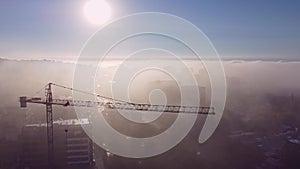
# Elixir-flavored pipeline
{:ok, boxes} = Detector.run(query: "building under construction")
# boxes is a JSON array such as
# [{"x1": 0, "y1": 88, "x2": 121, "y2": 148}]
[{"x1": 20, "y1": 119, "x2": 95, "y2": 169}]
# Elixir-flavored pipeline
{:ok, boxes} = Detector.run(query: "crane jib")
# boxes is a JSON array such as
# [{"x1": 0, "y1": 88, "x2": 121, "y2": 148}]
[{"x1": 20, "y1": 96, "x2": 214, "y2": 114}]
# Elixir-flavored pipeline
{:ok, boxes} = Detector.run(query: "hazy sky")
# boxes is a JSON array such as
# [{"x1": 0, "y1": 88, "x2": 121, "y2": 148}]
[{"x1": 0, "y1": 0, "x2": 299, "y2": 61}]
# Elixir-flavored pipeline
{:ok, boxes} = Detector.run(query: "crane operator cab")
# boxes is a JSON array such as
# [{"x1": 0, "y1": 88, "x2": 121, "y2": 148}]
[{"x1": 20, "y1": 96, "x2": 27, "y2": 108}]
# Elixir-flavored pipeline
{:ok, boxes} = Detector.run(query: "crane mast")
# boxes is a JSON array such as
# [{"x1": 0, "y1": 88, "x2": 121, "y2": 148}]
[
  {"x1": 45, "y1": 83, "x2": 54, "y2": 169},
  {"x1": 20, "y1": 82, "x2": 214, "y2": 168}
]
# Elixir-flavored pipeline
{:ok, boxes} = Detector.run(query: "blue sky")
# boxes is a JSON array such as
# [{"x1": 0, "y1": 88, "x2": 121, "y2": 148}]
[{"x1": 0, "y1": 0, "x2": 299, "y2": 61}]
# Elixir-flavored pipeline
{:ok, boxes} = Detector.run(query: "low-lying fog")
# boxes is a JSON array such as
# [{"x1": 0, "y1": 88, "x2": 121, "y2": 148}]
[
  {"x1": 1, "y1": 57, "x2": 299, "y2": 131},
  {"x1": 1, "y1": 58, "x2": 299, "y2": 106},
  {"x1": 1, "y1": 58, "x2": 300, "y2": 169}
]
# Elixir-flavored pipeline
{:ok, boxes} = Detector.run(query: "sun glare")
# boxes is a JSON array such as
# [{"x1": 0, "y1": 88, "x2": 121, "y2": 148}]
[{"x1": 84, "y1": 0, "x2": 112, "y2": 25}]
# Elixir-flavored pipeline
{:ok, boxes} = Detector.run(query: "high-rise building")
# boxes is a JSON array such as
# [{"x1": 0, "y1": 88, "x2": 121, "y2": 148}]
[{"x1": 21, "y1": 119, "x2": 95, "y2": 169}]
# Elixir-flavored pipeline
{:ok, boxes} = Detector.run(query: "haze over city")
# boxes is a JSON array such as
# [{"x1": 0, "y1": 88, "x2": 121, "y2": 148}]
[{"x1": 0, "y1": 0, "x2": 299, "y2": 169}]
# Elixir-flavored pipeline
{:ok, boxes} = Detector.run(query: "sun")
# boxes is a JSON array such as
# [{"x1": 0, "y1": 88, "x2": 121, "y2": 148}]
[{"x1": 84, "y1": 0, "x2": 112, "y2": 25}]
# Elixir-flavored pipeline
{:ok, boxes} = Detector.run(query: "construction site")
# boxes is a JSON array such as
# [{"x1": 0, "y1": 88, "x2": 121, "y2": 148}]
[{"x1": 18, "y1": 82, "x2": 213, "y2": 169}]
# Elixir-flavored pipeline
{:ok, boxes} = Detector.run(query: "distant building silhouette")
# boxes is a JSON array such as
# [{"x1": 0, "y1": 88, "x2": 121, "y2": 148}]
[{"x1": 146, "y1": 80, "x2": 207, "y2": 106}]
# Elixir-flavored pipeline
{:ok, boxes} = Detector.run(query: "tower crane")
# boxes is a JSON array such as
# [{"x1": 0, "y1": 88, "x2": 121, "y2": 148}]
[{"x1": 19, "y1": 82, "x2": 214, "y2": 168}]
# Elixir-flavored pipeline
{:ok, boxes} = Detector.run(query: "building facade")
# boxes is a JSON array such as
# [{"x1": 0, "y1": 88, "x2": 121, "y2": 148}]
[{"x1": 21, "y1": 119, "x2": 95, "y2": 169}]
